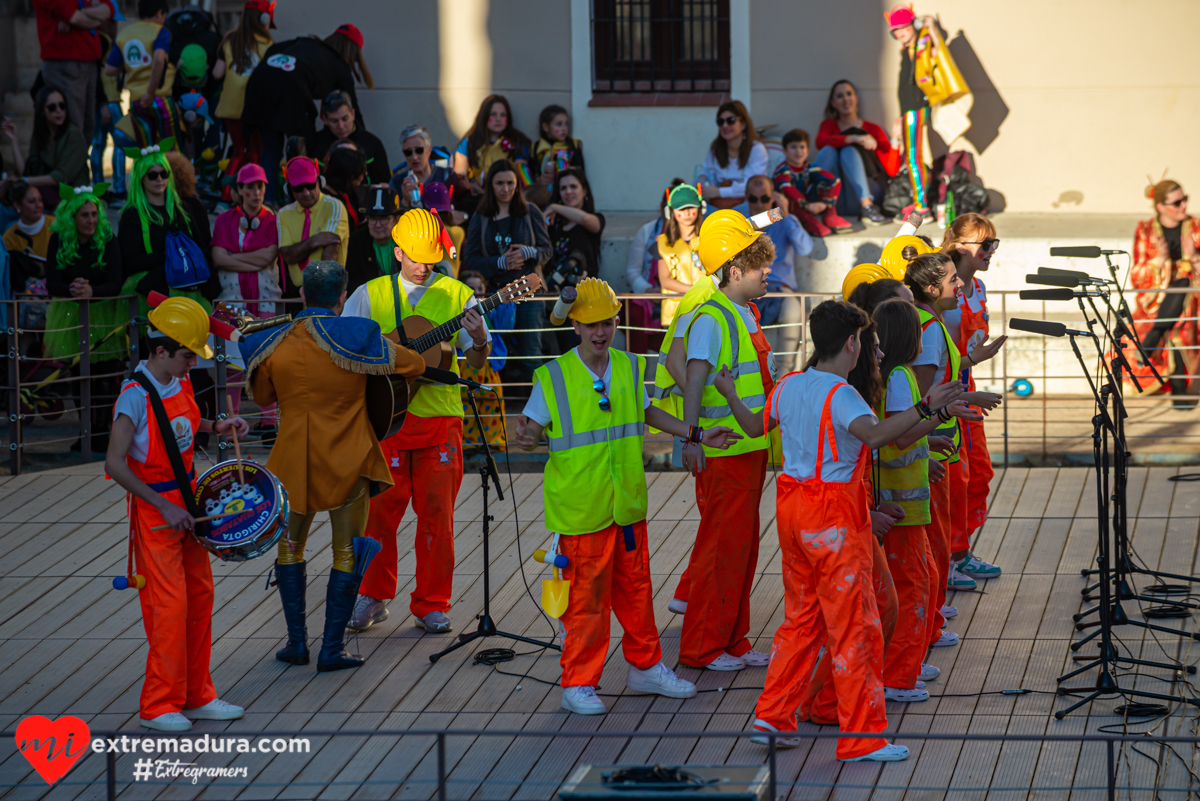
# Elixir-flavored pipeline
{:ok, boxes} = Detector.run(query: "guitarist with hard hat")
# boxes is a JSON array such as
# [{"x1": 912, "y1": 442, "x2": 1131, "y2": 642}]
[{"x1": 341, "y1": 207, "x2": 490, "y2": 634}]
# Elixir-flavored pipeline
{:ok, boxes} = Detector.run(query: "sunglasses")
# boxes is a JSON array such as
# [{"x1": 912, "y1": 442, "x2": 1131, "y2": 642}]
[
  {"x1": 717, "y1": 115, "x2": 740, "y2": 126},
  {"x1": 592, "y1": 379, "x2": 610, "y2": 412},
  {"x1": 292, "y1": 182, "x2": 317, "y2": 192},
  {"x1": 963, "y1": 238, "x2": 1000, "y2": 253},
  {"x1": 44, "y1": 102, "x2": 66, "y2": 113},
  {"x1": 746, "y1": 194, "x2": 772, "y2": 204},
  {"x1": 145, "y1": 169, "x2": 169, "y2": 181},
  {"x1": 403, "y1": 147, "x2": 425, "y2": 157},
  {"x1": 1165, "y1": 195, "x2": 1189, "y2": 208}
]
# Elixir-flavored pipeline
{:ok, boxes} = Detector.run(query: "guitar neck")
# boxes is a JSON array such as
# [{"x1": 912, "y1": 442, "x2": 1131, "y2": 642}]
[{"x1": 407, "y1": 292, "x2": 505, "y2": 353}]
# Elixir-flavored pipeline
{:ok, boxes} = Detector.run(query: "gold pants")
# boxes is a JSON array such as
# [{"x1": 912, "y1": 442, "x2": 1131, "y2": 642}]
[{"x1": 276, "y1": 477, "x2": 370, "y2": 572}]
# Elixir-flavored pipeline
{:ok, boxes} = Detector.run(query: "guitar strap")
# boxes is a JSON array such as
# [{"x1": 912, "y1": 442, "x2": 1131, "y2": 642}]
[{"x1": 390, "y1": 273, "x2": 411, "y2": 346}]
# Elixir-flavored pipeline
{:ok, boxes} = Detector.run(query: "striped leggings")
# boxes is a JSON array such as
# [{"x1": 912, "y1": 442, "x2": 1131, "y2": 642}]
[{"x1": 903, "y1": 107, "x2": 929, "y2": 210}]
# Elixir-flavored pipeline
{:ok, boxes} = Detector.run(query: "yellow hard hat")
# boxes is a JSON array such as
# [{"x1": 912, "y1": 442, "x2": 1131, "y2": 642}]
[
  {"x1": 569, "y1": 278, "x2": 621, "y2": 324},
  {"x1": 391, "y1": 208, "x2": 449, "y2": 264},
  {"x1": 842, "y1": 262, "x2": 893, "y2": 301},
  {"x1": 696, "y1": 209, "x2": 761, "y2": 275},
  {"x1": 880, "y1": 235, "x2": 932, "y2": 279},
  {"x1": 147, "y1": 296, "x2": 214, "y2": 358}
]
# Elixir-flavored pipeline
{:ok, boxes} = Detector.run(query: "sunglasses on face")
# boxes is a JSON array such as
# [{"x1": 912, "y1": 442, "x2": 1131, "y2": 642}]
[
  {"x1": 746, "y1": 194, "x2": 772, "y2": 204},
  {"x1": 403, "y1": 147, "x2": 426, "y2": 157},
  {"x1": 592, "y1": 379, "x2": 611, "y2": 412},
  {"x1": 1165, "y1": 196, "x2": 1189, "y2": 208},
  {"x1": 717, "y1": 115, "x2": 739, "y2": 126},
  {"x1": 963, "y1": 238, "x2": 1000, "y2": 253},
  {"x1": 292, "y1": 182, "x2": 317, "y2": 193},
  {"x1": 145, "y1": 169, "x2": 169, "y2": 181},
  {"x1": 44, "y1": 102, "x2": 66, "y2": 113}
]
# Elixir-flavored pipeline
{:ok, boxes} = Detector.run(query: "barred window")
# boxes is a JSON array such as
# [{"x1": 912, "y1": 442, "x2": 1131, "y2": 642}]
[{"x1": 592, "y1": 0, "x2": 730, "y2": 94}]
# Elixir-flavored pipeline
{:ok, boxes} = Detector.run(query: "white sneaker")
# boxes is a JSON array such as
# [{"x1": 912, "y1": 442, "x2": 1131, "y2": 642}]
[
  {"x1": 919, "y1": 663, "x2": 941, "y2": 681},
  {"x1": 947, "y1": 566, "x2": 977, "y2": 590},
  {"x1": 932, "y1": 630, "x2": 960, "y2": 647},
  {"x1": 884, "y1": 686, "x2": 929, "y2": 702},
  {"x1": 182, "y1": 699, "x2": 244, "y2": 720},
  {"x1": 668, "y1": 598, "x2": 687, "y2": 615},
  {"x1": 739, "y1": 649, "x2": 770, "y2": 667},
  {"x1": 915, "y1": 681, "x2": 926, "y2": 689},
  {"x1": 705, "y1": 653, "x2": 746, "y2": 671},
  {"x1": 841, "y1": 743, "x2": 910, "y2": 762},
  {"x1": 750, "y1": 719, "x2": 801, "y2": 748},
  {"x1": 139, "y1": 712, "x2": 192, "y2": 732},
  {"x1": 348, "y1": 595, "x2": 388, "y2": 631},
  {"x1": 626, "y1": 661, "x2": 696, "y2": 698},
  {"x1": 941, "y1": 605, "x2": 958, "y2": 619},
  {"x1": 561, "y1": 685, "x2": 606, "y2": 715}
]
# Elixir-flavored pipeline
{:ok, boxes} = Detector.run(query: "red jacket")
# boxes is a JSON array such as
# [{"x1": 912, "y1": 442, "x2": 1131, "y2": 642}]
[
  {"x1": 815, "y1": 118, "x2": 900, "y2": 177},
  {"x1": 34, "y1": 0, "x2": 113, "y2": 62}
]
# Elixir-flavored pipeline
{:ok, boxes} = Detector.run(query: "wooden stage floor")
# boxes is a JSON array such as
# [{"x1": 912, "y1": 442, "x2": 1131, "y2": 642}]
[{"x1": 1, "y1": 463, "x2": 1199, "y2": 799}]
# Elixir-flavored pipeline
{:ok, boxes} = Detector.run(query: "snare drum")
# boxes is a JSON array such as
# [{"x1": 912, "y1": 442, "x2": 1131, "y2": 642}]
[{"x1": 192, "y1": 459, "x2": 289, "y2": 561}]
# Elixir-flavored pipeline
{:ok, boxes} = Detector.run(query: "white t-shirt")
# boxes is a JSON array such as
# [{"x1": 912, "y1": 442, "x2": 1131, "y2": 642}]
[
  {"x1": 112, "y1": 362, "x2": 184, "y2": 464},
  {"x1": 523, "y1": 348, "x2": 651, "y2": 427},
  {"x1": 685, "y1": 300, "x2": 760, "y2": 365},
  {"x1": 342, "y1": 276, "x2": 488, "y2": 351},
  {"x1": 913, "y1": 317, "x2": 950, "y2": 389},
  {"x1": 884, "y1": 368, "x2": 918, "y2": 414},
  {"x1": 672, "y1": 276, "x2": 723, "y2": 339},
  {"x1": 770, "y1": 368, "x2": 875, "y2": 483}
]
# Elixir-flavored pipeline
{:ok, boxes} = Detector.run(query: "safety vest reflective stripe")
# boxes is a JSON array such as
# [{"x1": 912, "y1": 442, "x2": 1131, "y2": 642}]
[
  {"x1": 704, "y1": 358, "x2": 762, "y2": 384},
  {"x1": 545, "y1": 356, "x2": 645, "y2": 452},
  {"x1": 879, "y1": 445, "x2": 930, "y2": 470},
  {"x1": 875, "y1": 364, "x2": 932, "y2": 524},
  {"x1": 689, "y1": 294, "x2": 769, "y2": 457},
  {"x1": 879, "y1": 487, "x2": 932, "y2": 502},
  {"x1": 917, "y1": 309, "x2": 962, "y2": 464}
]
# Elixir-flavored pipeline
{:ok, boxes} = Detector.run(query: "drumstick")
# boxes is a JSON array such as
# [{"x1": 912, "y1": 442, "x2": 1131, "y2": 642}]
[
  {"x1": 149, "y1": 502, "x2": 265, "y2": 531},
  {"x1": 225, "y1": 393, "x2": 245, "y2": 486}
]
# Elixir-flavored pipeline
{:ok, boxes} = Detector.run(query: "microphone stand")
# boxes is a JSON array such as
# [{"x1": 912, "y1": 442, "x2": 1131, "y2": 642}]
[
  {"x1": 1055, "y1": 332, "x2": 1199, "y2": 719},
  {"x1": 429, "y1": 388, "x2": 559, "y2": 663}
]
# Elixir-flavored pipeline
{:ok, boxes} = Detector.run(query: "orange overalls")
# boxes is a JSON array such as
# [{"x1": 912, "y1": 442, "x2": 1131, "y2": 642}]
[
  {"x1": 956, "y1": 277, "x2": 993, "y2": 542},
  {"x1": 360, "y1": 416, "x2": 463, "y2": 618},
  {"x1": 117, "y1": 375, "x2": 217, "y2": 721},
  {"x1": 677, "y1": 316, "x2": 774, "y2": 667},
  {"x1": 559, "y1": 520, "x2": 662, "y2": 687},
  {"x1": 755, "y1": 382, "x2": 889, "y2": 760}
]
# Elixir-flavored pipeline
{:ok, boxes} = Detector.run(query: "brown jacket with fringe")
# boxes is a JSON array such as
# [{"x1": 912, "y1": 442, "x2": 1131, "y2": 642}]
[{"x1": 249, "y1": 319, "x2": 424, "y2": 513}]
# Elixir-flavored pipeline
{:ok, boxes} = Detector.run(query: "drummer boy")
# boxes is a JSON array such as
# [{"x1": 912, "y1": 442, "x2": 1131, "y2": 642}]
[{"x1": 105, "y1": 297, "x2": 250, "y2": 732}]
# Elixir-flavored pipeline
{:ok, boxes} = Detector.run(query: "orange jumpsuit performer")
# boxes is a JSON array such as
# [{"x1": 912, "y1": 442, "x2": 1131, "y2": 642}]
[
  {"x1": 678, "y1": 210, "x2": 777, "y2": 671},
  {"x1": 719, "y1": 300, "x2": 962, "y2": 762},
  {"x1": 339, "y1": 209, "x2": 491, "y2": 635},
  {"x1": 105, "y1": 297, "x2": 250, "y2": 732},
  {"x1": 515, "y1": 278, "x2": 737, "y2": 714}
]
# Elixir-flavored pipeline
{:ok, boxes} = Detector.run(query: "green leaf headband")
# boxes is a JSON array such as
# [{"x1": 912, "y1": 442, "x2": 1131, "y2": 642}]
[
  {"x1": 122, "y1": 137, "x2": 176, "y2": 163},
  {"x1": 60, "y1": 182, "x2": 110, "y2": 201}
]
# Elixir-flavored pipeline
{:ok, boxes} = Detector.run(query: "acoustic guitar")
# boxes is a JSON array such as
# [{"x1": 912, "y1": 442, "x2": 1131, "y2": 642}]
[{"x1": 365, "y1": 273, "x2": 543, "y2": 440}]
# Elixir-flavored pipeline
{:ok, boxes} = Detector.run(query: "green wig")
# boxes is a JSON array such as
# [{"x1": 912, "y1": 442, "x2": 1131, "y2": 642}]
[
  {"x1": 125, "y1": 138, "x2": 190, "y2": 253},
  {"x1": 51, "y1": 182, "x2": 114, "y2": 271}
]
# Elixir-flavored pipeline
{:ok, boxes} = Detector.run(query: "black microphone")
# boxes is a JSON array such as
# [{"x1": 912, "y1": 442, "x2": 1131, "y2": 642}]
[
  {"x1": 1008, "y1": 318, "x2": 1093, "y2": 338},
  {"x1": 1038, "y1": 266, "x2": 1092, "y2": 280},
  {"x1": 422, "y1": 366, "x2": 491, "y2": 391},
  {"x1": 1026, "y1": 273, "x2": 1080, "y2": 288},
  {"x1": 1049, "y1": 246, "x2": 1128, "y2": 258},
  {"x1": 1019, "y1": 288, "x2": 1076, "y2": 301}
]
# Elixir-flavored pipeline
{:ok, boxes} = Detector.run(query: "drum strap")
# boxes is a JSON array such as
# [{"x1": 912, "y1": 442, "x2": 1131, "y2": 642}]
[
  {"x1": 134, "y1": 373, "x2": 202, "y2": 520},
  {"x1": 391, "y1": 274, "x2": 411, "y2": 346}
]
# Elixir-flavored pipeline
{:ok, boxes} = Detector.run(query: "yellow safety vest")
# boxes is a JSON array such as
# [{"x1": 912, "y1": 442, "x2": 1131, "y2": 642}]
[
  {"x1": 686, "y1": 292, "x2": 768, "y2": 457},
  {"x1": 650, "y1": 276, "x2": 716, "y2": 419},
  {"x1": 918, "y1": 308, "x2": 961, "y2": 464},
  {"x1": 365, "y1": 272, "x2": 475, "y2": 419},
  {"x1": 656, "y1": 233, "x2": 704, "y2": 328},
  {"x1": 875, "y1": 365, "x2": 931, "y2": 524},
  {"x1": 537, "y1": 349, "x2": 648, "y2": 535}
]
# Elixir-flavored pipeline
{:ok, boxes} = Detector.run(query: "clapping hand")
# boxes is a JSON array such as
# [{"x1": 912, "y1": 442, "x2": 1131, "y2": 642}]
[
  {"x1": 928, "y1": 435, "x2": 956, "y2": 455},
  {"x1": 928, "y1": 380, "x2": 963, "y2": 409},
  {"x1": 700, "y1": 426, "x2": 743, "y2": 450},
  {"x1": 969, "y1": 335, "x2": 1008, "y2": 366},
  {"x1": 947, "y1": 399, "x2": 984, "y2": 421},
  {"x1": 504, "y1": 244, "x2": 525, "y2": 270}
]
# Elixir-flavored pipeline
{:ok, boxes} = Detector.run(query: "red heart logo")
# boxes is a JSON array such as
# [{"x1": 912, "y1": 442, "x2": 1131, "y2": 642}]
[{"x1": 15, "y1": 716, "x2": 91, "y2": 785}]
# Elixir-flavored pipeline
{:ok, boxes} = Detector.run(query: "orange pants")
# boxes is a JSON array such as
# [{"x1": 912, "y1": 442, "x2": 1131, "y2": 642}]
[
  {"x1": 755, "y1": 475, "x2": 888, "y2": 760},
  {"x1": 132, "y1": 497, "x2": 217, "y2": 720},
  {"x1": 949, "y1": 455, "x2": 971, "y2": 554},
  {"x1": 881, "y1": 524, "x2": 934, "y2": 689},
  {"x1": 360, "y1": 426, "x2": 463, "y2": 617},
  {"x1": 671, "y1": 481, "x2": 704, "y2": 603},
  {"x1": 679, "y1": 450, "x2": 767, "y2": 667},
  {"x1": 799, "y1": 532, "x2": 898, "y2": 725},
  {"x1": 559, "y1": 520, "x2": 662, "y2": 687},
  {"x1": 962, "y1": 418, "x2": 992, "y2": 539},
  {"x1": 927, "y1": 471, "x2": 951, "y2": 646}
]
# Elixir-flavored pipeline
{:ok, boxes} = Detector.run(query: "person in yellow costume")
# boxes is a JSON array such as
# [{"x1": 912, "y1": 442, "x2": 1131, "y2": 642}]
[
  {"x1": 656, "y1": 184, "x2": 705, "y2": 328},
  {"x1": 340, "y1": 208, "x2": 490, "y2": 635},
  {"x1": 514, "y1": 277, "x2": 740, "y2": 715}
]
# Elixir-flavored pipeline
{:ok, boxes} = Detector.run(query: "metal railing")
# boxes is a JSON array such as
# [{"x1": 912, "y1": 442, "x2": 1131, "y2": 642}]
[
  {"x1": 4, "y1": 726, "x2": 1198, "y2": 799},
  {"x1": 3, "y1": 287, "x2": 1199, "y2": 475}
]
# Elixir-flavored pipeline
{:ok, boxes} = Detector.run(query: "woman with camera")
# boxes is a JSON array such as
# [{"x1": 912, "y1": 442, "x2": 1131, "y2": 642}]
[{"x1": 543, "y1": 167, "x2": 604, "y2": 351}]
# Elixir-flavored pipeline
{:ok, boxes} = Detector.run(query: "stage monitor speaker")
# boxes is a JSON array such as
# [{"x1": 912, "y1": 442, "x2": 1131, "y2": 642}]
[{"x1": 558, "y1": 764, "x2": 770, "y2": 801}]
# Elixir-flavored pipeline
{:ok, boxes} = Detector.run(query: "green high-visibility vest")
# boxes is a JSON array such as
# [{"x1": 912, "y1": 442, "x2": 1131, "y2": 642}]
[
  {"x1": 536, "y1": 349, "x2": 648, "y2": 535},
  {"x1": 651, "y1": 276, "x2": 717, "y2": 418},
  {"x1": 875, "y1": 365, "x2": 931, "y2": 524},
  {"x1": 685, "y1": 292, "x2": 768, "y2": 457},
  {"x1": 365, "y1": 272, "x2": 475, "y2": 419},
  {"x1": 917, "y1": 308, "x2": 961, "y2": 464}
]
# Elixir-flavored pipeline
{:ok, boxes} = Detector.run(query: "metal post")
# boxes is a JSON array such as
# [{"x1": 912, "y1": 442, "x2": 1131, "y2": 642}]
[
  {"x1": 1001, "y1": 291, "x2": 1008, "y2": 468},
  {"x1": 214, "y1": 337, "x2": 228, "y2": 457},
  {"x1": 436, "y1": 732, "x2": 447, "y2": 801},
  {"x1": 79, "y1": 300, "x2": 91, "y2": 462},
  {"x1": 1106, "y1": 738, "x2": 1115, "y2": 801},
  {"x1": 7, "y1": 298, "x2": 19, "y2": 475},
  {"x1": 767, "y1": 734, "x2": 777, "y2": 801},
  {"x1": 107, "y1": 750, "x2": 116, "y2": 801},
  {"x1": 127, "y1": 295, "x2": 139, "y2": 373}
]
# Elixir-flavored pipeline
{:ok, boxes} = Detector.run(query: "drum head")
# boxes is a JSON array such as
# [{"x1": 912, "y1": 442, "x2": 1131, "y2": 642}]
[{"x1": 194, "y1": 460, "x2": 285, "y2": 559}]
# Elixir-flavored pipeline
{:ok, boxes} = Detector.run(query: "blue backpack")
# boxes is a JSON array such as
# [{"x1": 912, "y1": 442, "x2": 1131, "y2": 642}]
[{"x1": 164, "y1": 230, "x2": 210, "y2": 289}]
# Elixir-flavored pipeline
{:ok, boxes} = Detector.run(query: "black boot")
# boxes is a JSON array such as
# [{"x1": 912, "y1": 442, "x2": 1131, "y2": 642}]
[
  {"x1": 274, "y1": 562, "x2": 310, "y2": 665},
  {"x1": 1170, "y1": 378, "x2": 1198, "y2": 409},
  {"x1": 317, "y1": 569, "x2": 365, "y2": 672}
]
